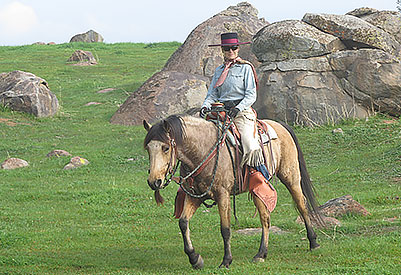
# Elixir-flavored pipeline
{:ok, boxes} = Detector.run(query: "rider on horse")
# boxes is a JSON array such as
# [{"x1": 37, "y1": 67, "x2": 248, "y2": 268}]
[{"x1": 200, "y1": 32, "x2": 270, "y2": 181}]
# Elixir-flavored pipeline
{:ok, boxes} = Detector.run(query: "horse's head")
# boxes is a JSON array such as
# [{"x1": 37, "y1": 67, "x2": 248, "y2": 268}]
[{"x1": 143, "y1": 116, "x2": 185, "y2": 198}]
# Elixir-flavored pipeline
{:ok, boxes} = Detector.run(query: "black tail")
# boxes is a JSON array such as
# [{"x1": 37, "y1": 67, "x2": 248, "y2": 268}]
[{"x1": 279, "y1": 122, "x2": 321, "y2": 216}]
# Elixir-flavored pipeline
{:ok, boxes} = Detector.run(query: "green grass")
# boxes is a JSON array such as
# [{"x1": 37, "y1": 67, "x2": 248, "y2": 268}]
[{"x1": 0, "y1": 43, "x2": 400, "y2": 274}]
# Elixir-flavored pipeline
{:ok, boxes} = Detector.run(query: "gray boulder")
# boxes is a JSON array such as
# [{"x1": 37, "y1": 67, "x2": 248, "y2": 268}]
[
  {"x1": 253, "y1": 8, "x2": 401, "y2": 125},
  {"x1": 67, "y1": 50, "x2": 97, "y2": 65},
  {"x1": 254, "y1": 56, "x2": 370, "y2": 126},
  {"x1": 165, "y1": 2, "x2": 267, "y2": 77},
  {"x1": 328, "y1": 49, "x2": 401, "y2": 116},
  {"x1": 111, "y1": 2, "x2": 267, "y2": 125},
  {"x1": 0, "y1": 71, "x2": 59, "y2": 117},
  {"x1": 70, "y1": 30, "x2": 104, "y2": 43},
  {"x1": 302, "y1": 13, "x2": 401, "y2": 57},
  {"x1": 110, "y1": 71, "x2": 209, "y2": 125},
  {"x1": 252, "y1": 20, "x2": 345, "y2": 63}
]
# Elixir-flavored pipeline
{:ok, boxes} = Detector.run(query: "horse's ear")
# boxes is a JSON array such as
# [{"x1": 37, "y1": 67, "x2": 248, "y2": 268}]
[
  {"x1": 143, "y1": 120, "x2": 152, "y2": 132},
  {"x1": 163, "y1": 119, "x2": 170, "y2": 133}
]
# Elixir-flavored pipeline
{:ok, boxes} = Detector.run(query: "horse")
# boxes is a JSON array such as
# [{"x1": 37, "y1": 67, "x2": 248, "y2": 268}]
[{"x1": 143, "y1": 114, "x2": 321, "y2": 269}]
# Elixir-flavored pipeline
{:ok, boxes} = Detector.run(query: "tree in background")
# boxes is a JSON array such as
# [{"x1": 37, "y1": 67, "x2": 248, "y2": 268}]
[{"x1": 398, "y1": 0, "x2": 401, "y2": 12}]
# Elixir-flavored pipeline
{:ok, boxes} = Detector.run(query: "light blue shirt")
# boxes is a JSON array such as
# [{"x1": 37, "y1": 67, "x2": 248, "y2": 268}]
[{"x1": 202, "y1": 62, "x2": 257, "y2": 112}]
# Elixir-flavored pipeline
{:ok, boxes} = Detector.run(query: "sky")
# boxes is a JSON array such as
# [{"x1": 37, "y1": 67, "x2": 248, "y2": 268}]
[{"x1": 0, "y1": 0, "x2": 399, "y2": 46}]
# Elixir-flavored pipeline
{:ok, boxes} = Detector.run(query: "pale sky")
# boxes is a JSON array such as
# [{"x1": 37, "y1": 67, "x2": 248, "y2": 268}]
[{"x1": 0, "y1": 0, "x2": 399, "y2": 46}]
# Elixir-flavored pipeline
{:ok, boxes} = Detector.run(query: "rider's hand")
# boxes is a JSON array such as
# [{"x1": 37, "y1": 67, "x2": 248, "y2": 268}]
[
  {"x1": 228, "y1": 107, "x2": 240, "y2": 118},
  {"x1": 199, "y1": 107, "x2": 209, "y2": 118}
]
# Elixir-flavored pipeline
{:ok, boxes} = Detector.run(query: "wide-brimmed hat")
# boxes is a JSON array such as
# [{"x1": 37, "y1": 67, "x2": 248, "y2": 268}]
[{"x1": 208, "y1": 32, "x2": 251, "y2": 47}]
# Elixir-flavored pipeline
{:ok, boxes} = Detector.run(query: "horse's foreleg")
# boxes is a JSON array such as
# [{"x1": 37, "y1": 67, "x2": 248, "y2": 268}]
[
  {"x1": 179, "y1": 196, "x2": 203, "y2": 269},
  {"x1": 252, "y1": 194, "x2": 271, "y2": 262},
  {"x1": 217, "y1": 192, "x2": 233, "y2": 268}
]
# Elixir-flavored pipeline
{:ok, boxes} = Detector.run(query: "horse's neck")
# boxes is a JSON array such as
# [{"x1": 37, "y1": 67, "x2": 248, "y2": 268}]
[{"x1": 178, "y1": 117, "x2": 217, "y2": 168}]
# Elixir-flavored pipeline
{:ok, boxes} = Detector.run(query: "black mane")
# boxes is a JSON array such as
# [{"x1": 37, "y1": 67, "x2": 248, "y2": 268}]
[{"x1": 144, "y1": 115, "x2": 186, "y2": 148}]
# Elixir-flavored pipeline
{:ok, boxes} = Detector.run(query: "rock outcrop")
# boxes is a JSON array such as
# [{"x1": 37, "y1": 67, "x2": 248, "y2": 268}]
[
  {"x1": 0, "y1": 71, "x2": 59, "y2": 117},
  {"x1": 110, "y1": 2, "x2": 267, "y2": 125},
  {"x1": 253, "y1": 8, "x2": 401, "y2": 125},
  {"x1": 69, "y1": 30, "x2": 104, "y2": 43}
]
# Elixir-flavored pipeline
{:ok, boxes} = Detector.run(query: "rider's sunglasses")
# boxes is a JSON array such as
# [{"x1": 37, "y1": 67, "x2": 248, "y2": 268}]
[{"x1": 222, "y1": 45, "x2": 239, "y2": 52}]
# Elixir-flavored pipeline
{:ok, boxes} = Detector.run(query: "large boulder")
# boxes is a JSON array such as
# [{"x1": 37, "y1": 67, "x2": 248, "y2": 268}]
[
  {"x1": 164, "y1": 2, "x2": 267, "y2": 77},
  {"x1": 0, "y1": 71, "x2": 59, "y2": 117},
  {"x1": 110, "y1": 2, "x2": 267, "y2": 125},
  {"x1": 328, "y1": 49, "x2": 401, "y2": 116},
  {"x1": 110, "y1": 71, "x2": 209, "y2": 125},
  {"x1": 253, "y1": 8, "x2": 401, "y2": 125},
  {"x1": 69, "y1": 30, "x2": 104, "y2": 43},
  {"x1": 302, "y1": 13, "x2": 401, "y2": 57},
  {"x1": 254, "y1": 56, "x2": 370, "y2": 126},
  {"x1": 252, "y1": 20, "x2": 345, "y2": 63}
]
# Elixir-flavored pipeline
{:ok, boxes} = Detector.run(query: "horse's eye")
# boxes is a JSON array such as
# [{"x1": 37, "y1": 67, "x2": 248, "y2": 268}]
[{"x1": 162, "y1": 145, "x2": 170, "y2": 153}]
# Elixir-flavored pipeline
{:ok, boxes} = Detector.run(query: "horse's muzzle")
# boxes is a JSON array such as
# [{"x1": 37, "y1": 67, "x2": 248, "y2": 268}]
[{"x1": 147, "y1": 179, "x2": 163, "y2": 190}]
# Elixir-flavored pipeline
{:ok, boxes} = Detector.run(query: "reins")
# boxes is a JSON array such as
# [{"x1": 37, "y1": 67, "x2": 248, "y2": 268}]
[{"x1": 164, "y1": 113, "x2": 233, "y2": 199}]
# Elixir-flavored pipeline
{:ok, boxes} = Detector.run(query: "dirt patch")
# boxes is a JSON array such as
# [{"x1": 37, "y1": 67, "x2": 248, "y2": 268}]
[{"x1": 0, "y1": 118, "x2": 31, "y2": 127}]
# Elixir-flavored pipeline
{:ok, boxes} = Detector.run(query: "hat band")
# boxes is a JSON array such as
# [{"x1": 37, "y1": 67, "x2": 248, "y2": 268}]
[{"x1": 221, "y1": 38, "x2": 238, "y2": 44}]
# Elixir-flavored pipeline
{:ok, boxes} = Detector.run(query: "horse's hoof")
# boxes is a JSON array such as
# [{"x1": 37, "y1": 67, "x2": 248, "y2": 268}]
[
  {"x1": 219, "y1": 258, "x2": 232, "y2": 269},
  {"x1": 192, "y1": 255, "x2": 204, "y2": 269},
  {"x1": 252, "y1": 257, "x2": 265, "y2": 263},
  {"x1": 310, "y1": 243, "x2": 321, "y2": 250}
]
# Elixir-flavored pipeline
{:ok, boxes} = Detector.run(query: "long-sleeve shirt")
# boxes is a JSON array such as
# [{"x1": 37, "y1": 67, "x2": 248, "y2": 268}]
[{"x1": 201, "y1": 62, "x2": 257, "y2": 112}]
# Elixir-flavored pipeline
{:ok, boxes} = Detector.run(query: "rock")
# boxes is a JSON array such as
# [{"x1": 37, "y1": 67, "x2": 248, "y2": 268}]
[
  {"x1": 111, "y1": 2, "x2": 267, "y2": 125},
  {"x1": 63, "y1": 156, "x2": 89, "y2": 170},
  {"x1": 332, "y1": 128, "x2": 344, "y2": 134},
  {"x1": 46, "y1": 150, "x2": 72, "y2": 157},
  {"x1": 1, "y1": 158, "x2": 29, "y2": 169},
  {"x1": 69, "y1": 30, "x2": 104, "y2": 43},
  {"x1": 97, "y1": 88, "x2": 116, "y2": 93},
  {"x1": 0, "y1": 70, "x2": 59, "y2": 117},
  {"x1": 302, "y1": 13, "x2": 401, "y2": 57},
  {"x1": 235, "y1": 226, "x2": 287, "y2": 235},
  {"x1": 67, "y1": 50, "x2": 97, "y2": 65},
  {"x1": 354, "y1": 10, "x2": 401, "y2": 44},
  {"x1": 297, "y1": 195, "x2": 370, "y2": 227},
  {"x1": 85, "y1": 102, "x2": 102, "y2": 106},
  {"x1": 346, "y1": 7, "x2": 379, "y2": 17},
  {"x1": 328, "y1": 49, "x2": 401, "y2": 116},
  {"x1": 319, "y1": 195, "x2": 371, "y2": 217},
  {"x1": 164, "y1": 2, "x2": 266, "y2": 77},
  {"x1": 110, "y1": 71, "x2": 209, "y2": 125},
  {"x1": 254, "y1": 57, "x2": 370, "y2": 126},
  {"x1": 252, "y1": 20, "x2": 345, "y2": 63}
]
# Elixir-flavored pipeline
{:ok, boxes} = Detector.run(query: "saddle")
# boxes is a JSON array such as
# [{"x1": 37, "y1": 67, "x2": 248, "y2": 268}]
[{"x1": 207, "y1": 104, "x2": 278, "y2": 212}]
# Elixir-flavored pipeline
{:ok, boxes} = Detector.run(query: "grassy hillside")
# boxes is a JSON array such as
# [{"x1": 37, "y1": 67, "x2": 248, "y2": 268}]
[{"x1": 0, "y1": 43, "x2": 400, "y2": 274}]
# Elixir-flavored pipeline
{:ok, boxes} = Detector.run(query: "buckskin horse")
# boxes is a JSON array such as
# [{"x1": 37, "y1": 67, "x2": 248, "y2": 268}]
[{"x1": 143, "y1": 114, "x2": 321, "y2": 269}]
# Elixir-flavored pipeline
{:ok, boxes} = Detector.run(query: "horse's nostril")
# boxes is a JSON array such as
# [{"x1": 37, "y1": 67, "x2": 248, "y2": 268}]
[{"x1": 155, "y1": 179, "x2": 162, "y2": 188}]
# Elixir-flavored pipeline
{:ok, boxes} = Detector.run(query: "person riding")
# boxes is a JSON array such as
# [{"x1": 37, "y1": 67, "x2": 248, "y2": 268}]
[{"x1": 200, "y1": 32, "x2": 270, "y2": 181}]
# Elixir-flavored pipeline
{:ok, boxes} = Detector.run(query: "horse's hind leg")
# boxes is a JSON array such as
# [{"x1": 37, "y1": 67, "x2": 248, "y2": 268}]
[
  {"x1": 179, "y1": 196, "x2": 203, "y2": 269},
  {"x1": 252, "y1": 194, "x2": 271, "y2": 262},
  {"x1": 280, "y1": 174, "x2": 320, "y2": 250}
]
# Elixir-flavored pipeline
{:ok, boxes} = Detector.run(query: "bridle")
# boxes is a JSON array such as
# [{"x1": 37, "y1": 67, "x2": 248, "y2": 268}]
[{"x1": 162, "y1": 117, "x2": 233, "y2": 199}]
